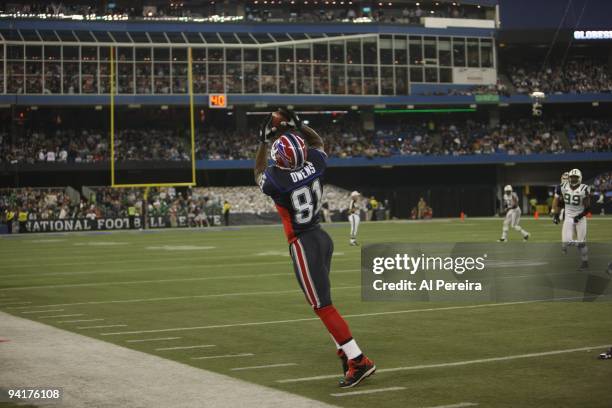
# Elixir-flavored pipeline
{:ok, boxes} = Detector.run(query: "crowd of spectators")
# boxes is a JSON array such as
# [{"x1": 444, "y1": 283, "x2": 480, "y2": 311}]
[
  {"x1": 247, "y1": 3, "x2": 487, "y2": 24},
  {"x1": 593, "y1": 172, "x2": 612, "y2": 194},
  {"x1": 0, "y1": 129, "x2": 191, "y2": 164},
  {"x1": 2, "y1": 118, "x2": 611, "y2": 164},
  {"x1": 507, "y1": 60, "x2": 612, "y2": 95},
  {"x1": 0, "y1": 187, "x2": 83, "y2": 220},
  {"x1": 0, "y1": 184, "x2": 355, "y2": 227},
  {"x1": 2, "y1": 2, "x2": 490, "y2": 24},
  {"x1": 566, "y1": 119, "x2": 612, "y2": 153}
]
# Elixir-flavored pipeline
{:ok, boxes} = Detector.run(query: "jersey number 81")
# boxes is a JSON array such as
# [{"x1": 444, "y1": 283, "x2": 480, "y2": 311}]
[{"x1": 291, "y1": 179, "x2": 322, "y2": 224}]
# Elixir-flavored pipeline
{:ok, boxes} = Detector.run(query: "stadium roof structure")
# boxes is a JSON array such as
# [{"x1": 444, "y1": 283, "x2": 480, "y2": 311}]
[
  {"x1": 0, "y1": 28, "x2": 363, "y2": 45},
  {"x1": 0, "y1": 19, "x2": 496, "y2": 39}
]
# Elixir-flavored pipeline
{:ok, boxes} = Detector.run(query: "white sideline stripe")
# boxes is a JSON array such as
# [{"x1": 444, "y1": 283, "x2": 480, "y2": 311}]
[
  {"x1": 39, "y1": 314, "x2": 84, "y2": 319},
  {"x1": 0, "y1": 269, "x2": 359, "y2": 291},
  {"x1": 0, "y1": 301, "x2": 31, "y2": 306},
  {"x1": 330, "y1": 387, "x2": 406, "y2": 397},
  {"x1": 422, "y1": 403, "x2": 478, "y2": 408},
  {"x1": 99, "y1": 295, "x2": 591, "y2": 336},
  {"x1": 278, "y1": 344, "x2": 612, "y2": 383},
  {"x1": 22, "y1": 309, "x2": 64, "y2": 314},
  {"x1": 58, "y1": 318, "x2": 106, "y2": 323},
  {"x1": 231, "y1": 363, "x2": 297, "y2": 371},
  {"x1": 126, "y1": 337, "x2": 182, "y2": 343},
  {"x1": 192, "y1": 353, "x2": 254, "y2": 360},
  {"x1": 77, "y1": 324, "x2": 127, "y2": 329},
  {"x1": 156, "y1": 345, "x2": 216, "y2": 351},
  {"x1": 4, "y1": 283, "x2": 360, "y2": 309}
]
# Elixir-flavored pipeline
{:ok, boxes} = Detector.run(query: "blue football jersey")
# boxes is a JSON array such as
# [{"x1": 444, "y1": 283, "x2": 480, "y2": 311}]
[{"x1": 260, "y1": 147, "x2": 327, "y2": 242}]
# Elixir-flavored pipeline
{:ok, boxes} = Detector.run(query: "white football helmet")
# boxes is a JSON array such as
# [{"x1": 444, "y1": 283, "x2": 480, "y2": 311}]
[
  {"x1": 350, "y1": 191, "x2": 360, "y2": 198},
  {"x1": 561, "y1": 172, "x2": 569, "y2": 184},
  {"x1": 503, "y1": 185, "x2": 513, "y2": 195},
  {"x1": 568, "y1": 169, "x2": 582, "y2": 187}
]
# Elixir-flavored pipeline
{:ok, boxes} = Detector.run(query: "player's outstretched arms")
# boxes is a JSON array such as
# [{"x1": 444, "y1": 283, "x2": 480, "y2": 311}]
[
  {"x1": 279, "y1": 107, "x2": 324, "y2": 151},
  {"x1": 254, "y1": 114, "x2": 274, "y2": 184},
  {"x1": 301, "y1": 124, "x2": 325, "y2": 151}
]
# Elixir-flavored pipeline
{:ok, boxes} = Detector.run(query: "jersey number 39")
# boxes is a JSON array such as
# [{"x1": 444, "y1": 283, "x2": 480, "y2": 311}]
[{"x1": 291, "y1": 179, "x2": 322, "y2": 224}]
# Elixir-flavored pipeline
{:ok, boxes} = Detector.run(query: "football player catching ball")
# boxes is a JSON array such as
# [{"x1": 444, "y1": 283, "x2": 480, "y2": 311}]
[{"x1": 254, "y1": 108, "x2": 376, "y2": 388}]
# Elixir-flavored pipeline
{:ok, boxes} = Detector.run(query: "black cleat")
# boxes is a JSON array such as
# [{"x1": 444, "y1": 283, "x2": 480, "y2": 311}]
[
  {"x1": 578, "y1": 261, "x2": 589, "y2": 271},
  {"x1": 337, "y1": 350, "x2": 348, "y2": 376},
  {"x1": 523, "y1": 233, "x2": 530, "y2": 242},
  {"x1": 497, "y1": 238, "x2": 507, "y2": 242},
  {"x1": 598, "y1": 347, "x2": 612, "y2": 360},
  {"x1": 339, "y1": 356, "x2": 376, "y2": 388}
]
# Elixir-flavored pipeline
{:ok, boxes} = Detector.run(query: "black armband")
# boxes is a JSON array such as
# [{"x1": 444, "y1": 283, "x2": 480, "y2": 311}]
[{"x1": 574, "y1": 208, "x2": 589, "y2": 221}]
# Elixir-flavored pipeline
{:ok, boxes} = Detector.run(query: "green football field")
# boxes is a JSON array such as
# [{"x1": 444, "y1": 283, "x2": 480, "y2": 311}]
[{"x1": 1, "y1": 218, "x2": 612, "y2": 408}]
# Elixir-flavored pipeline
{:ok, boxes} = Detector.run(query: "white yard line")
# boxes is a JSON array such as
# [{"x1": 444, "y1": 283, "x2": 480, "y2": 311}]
[
  {"x1": 58, "y1": 318, "x2": 106, "y2": 323},
  {"x1": 278, "y1": 344, "x2": 612, "y2": 383},
  {"x1": 330, "y1": 387, "x2": 406, "y2": 397},
  {"x1": 76, "y1": 324, "x2": 127, "y2": 329},
  {"x1": 0, "y1": 269, "x2": 358, "y2": 291},
  {"x1": 0, "y1": 301, "x2": 31, "y2": 306},
  {"x1": 22, "y1": 309, "x2": 65, "y2": 314},
  {"x1": 38, "y1": 314, "x2": 84, "y2": 319},
  {"x1": 422, "y1": 403, "x2": 478, "y2": 408},
  {"x1": 126, "y1": 337, "x2": 182, "y2": 343},
  {"x1": 0, "y1": 311, "x2": 335, "y2": 408},
  {"x1": 4, "y1": 256, "x2": 354, "y2": 272},
  {"x1": 192, "y1": 353, "x2": 254, "y2": 360},
  {"x1": 5, "y1": 284, "x2": 360, "y2": 309},
  {"x1": 100, "y1": 295, "x2": 591, "y2": 336},
  {"x1": 230, "y1": 363, "x2": 298, "y2": 371},
  {"x1": 156, "y1": 345, "x2": 216, "y2": 351}
]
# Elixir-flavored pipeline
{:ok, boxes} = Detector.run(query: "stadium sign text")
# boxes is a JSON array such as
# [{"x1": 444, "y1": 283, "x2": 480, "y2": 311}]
[{"x1": 573, "y1": 30, "x2": 612, "y2": 40}]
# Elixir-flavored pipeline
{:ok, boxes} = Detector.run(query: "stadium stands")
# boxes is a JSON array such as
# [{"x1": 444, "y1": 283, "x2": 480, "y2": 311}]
[
  {"x1": 507, "y1": 60, "x2": 612, "y2": 95},
  {"x1": 2, "y1": 118, "x2": 611, "y2": 165},
  {"x1": 0, "y1": 184, "x2": 354, "y2": 227},
  {"x1": 0, "y1": 1, "x2": 492, "y2": 24}
]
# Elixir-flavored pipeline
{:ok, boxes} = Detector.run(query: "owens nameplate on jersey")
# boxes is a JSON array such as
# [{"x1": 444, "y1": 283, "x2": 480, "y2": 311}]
[{"x1": 361, "y1": 243, "x2": 612, "y2": 302}]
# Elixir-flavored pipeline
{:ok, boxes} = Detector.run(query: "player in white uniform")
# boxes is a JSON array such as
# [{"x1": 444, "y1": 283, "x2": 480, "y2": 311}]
[
  {"x1": 348, "y1": 191, "x2": 361, "y2": 246},
  {"x1": 551, "y1": 172, "x2": 569, "y2": 223},
  {"x1": 554, "y1": 168, "x2": 590, "y2": 270},
  {"x1": 498, "y1": 185, "x2": 530, "y2": 242}
]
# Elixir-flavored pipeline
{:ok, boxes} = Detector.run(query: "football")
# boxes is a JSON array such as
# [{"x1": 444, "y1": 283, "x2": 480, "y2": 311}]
[{"x1": 270, "y1": 110, "x2": 288, "y2": 129}]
